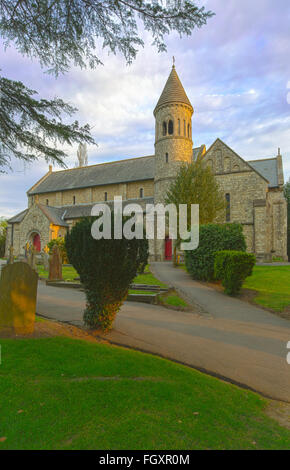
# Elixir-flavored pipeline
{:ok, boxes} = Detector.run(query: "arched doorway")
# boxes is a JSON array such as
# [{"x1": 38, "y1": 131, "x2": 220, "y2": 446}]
[
  {"x1": 165, "y1": 237, "x2": 172, "y2": 261},
  {"x1": 32, "y1": 233, "x2": 41, "y2": 252}
]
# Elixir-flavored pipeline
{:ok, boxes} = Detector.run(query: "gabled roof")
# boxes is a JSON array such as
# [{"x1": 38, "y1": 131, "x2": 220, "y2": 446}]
[
  {"x1": 248, "y1": 158, "x2": 279, "y2": 188},
  {"x1": 204, "y1": 138, "x2": 270, "y2": 185},
  {"x1": 29, "y1": 155, "x2": 155, "y2": 195},
  {"x1": 8, "y1": 209, "x2": 28, "y2": 224},
  {"x1": 38, "y1": 204, "x2": 69, "y2": 227},
  {"x1": 154, "y1": 66, "x2": 192, "y2": 114}
]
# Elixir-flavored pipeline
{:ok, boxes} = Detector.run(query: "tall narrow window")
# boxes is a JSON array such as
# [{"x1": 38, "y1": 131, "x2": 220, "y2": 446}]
[
  {"x1": 184, "y1": 120, "x2": 186, "y2": 135},
  {"x1": 162, "y1": 122, "x2": 167, "y2": 136},
  {"x1": 225, "y1": 193, "x2": 230, "y2": 222},
  {"x1": 46, "y1": 199, "x2": 49, "y2": 206},
  {"x1": 73, "y1": 195, "x2": 76, "y2": 205},
  {"x1": 168, "y1": 120, "x2": 174, "y2": 135},
  {"x1": 104, "y1": 192, "x2": 107, "y2": 201},
  {"x1": 178, "y1": 119, "x2": 180, "y2": 135},
  {"x1": 187, "y1": 124, "x2": 190, "y2": 137},
  {"x1": 165, "y1": 153, "x2": 169, "y2": 163},
  {"x1": 140, "y1": 188, "x2": 144, "y2": 198}
]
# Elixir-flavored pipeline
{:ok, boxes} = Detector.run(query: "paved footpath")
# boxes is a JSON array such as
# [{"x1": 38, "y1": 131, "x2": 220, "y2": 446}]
[{"x1": 37, "y1": 265, "x2": 290, "y2": 402}]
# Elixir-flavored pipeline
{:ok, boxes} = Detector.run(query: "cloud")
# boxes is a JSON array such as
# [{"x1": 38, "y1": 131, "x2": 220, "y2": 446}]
[{"x1": 1, "y1": 0, "x2": 290, "y2": 217}]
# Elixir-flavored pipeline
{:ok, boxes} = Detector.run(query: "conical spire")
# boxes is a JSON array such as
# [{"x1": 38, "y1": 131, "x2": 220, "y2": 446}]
[{"x1": 154, "y1": 65, "x2": 192, "y2": 115}]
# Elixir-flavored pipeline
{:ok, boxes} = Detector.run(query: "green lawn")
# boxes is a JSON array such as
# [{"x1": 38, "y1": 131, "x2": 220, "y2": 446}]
[
  {"x1": 163, "y1": 294, "x2": 188, "y2": 308},
  {"x1": 133, "y1": 271, "x2": 167, "y2": 287},
  {"x1": 37, "y1": 264, "x2": 167, "y2": 287},
  {"x1": 0, "y1": 337, "x2": 289, "y2": 450},
  {"x1": 37, "y1": 264, "x2": 78, "y2": 281},
  {"x1": 243, "y1": 266, "x2": 290, "y2": 311}
]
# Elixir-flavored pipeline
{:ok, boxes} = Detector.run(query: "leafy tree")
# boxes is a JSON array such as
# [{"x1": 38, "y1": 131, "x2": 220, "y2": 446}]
[
  {"x1": 0, "y1": 218, "x2": 7, "y2": 257},
  {"x1": 284, "y1": 179, "x2": 290, "y2": 260},
  {"x1": 0, "y1": 1, "x2": 214, "y2": 171},
  {"x1": 165, "y1": 158, "x2": 225, "y2": 262},
  {"x1": 65, "y1": 215, "x2": 147, "y2": 331}
]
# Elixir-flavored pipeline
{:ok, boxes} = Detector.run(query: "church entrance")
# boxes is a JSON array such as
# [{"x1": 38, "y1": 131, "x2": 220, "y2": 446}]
[
  {"x1": 165, "y1": 237, "x2": 172, "y2": 261},
  {"x1": 32, "y1": 233, "x2": 41, "y2": 252}
]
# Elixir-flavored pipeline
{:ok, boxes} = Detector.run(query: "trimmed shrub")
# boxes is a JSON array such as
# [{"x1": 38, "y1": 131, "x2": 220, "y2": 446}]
[
  {"x1": 214, "y1": 250, "x2": 256, "y2": 296},
  {"x1": 65, "y1": 215, "x2": 147, "y2": 332},
  {"x1": 185, "y1": 223, "x2": 246, "y2": 281},
  {"x1": 47, "y1": 237, "x2": 68, "y2": 264}
]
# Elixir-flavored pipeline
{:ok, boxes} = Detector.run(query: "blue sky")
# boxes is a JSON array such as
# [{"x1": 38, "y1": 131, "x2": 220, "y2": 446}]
[{"x1": 1, "y1": 0, "x2": 290, "y2": 218}]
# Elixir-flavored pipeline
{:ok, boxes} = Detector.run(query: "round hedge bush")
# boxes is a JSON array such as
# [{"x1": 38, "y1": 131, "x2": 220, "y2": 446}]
[{"x1": 185, "y1": 223, "x2": 246, "y2": 281}]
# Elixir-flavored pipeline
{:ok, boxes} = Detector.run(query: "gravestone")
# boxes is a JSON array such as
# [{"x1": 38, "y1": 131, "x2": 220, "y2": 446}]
[
  {"x1": 42, "y1": 251, "x2": 49, "y2": 271},
  {"x1": 0, "y1": 262, "x2": 38, "y2": 335},
  {"x1": 27, "y1": 246, "x2": 37, "y2": 272},
  {"x1": 23, "y1": 242, "x2": 30, "y2": 260},
  {"x1": 49, "y1": 245, "x2": 63, "y2": 281},
  {"x1": 7, "y1": 246, "x2": 14, "y2": 265}
]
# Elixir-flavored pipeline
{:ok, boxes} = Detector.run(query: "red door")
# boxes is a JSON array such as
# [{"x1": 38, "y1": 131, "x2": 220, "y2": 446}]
[
  {"x1": 165, "y1": 237, "x2": 172, "y2": 260},
  {"x1": 33, "y1": 233, "x2": 41, "y2": 252}
]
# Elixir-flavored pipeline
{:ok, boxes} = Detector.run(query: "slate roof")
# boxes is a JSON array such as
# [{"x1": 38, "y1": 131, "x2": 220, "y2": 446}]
[
  {"x1": 248, "y1": 158, "x2": 279, "y2": 188},
  {"x1": 62, "y1": 197, "x2": 154, "y2": 220},
  {"x1": 154, "y1": 66, "x2": 192, "y2": 114},
  {"x1": 38, "y1": 204, "x2": 69, "y2": 227},
  {"x1": 8, "y1": 209, "x2": 28, "y2": 224},
  {"x1": 29, "y1": 155, "x2": 155, "y2": 195}
]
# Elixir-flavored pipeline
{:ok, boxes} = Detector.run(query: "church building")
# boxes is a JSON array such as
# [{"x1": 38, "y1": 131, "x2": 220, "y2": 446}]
[{"x1": 6, "y1": 65, "x2": 288, "y2": 261}]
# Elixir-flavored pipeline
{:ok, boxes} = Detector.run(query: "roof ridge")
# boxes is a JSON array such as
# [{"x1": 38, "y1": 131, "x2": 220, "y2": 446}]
[
  {"x1": 248, "y1": 157, "x2": 277, "y2": 163},
  {"x1": 49, "y1": 155, "x2": 154, "y2": 175}
]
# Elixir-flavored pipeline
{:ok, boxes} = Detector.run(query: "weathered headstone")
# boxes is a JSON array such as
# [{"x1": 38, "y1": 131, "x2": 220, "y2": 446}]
[
  {"x1": 23, "y1": 242, "x2": 30, "y2": 260},
  {"x1": 27, "y1": 246, "x2": 37, "y2": 272},
  {"x1": 0, "y1": 262, "x2": 38, "y2": 335},
  {"x1": 7, "y1": 246, "x2": 14, "y2": 265},
  {"x1": 41, "y1": 251, "x2": 49, "y2": 272},
  {"x1": 49, "y1": 245, "x2": 63, "y2": 281}
]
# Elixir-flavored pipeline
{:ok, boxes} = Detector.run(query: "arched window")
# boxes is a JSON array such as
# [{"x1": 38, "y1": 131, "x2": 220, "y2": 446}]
[
  {"x1": 184, "y1": 120, "x2": 186, "y2": 135},
  {"x1": 225, "y1": 193, "x2": 230, "y2": 222},
  {"x1": 73, "y1": 195, "x2": 76, "y2": 205},
  {"x1": 46, "y1": 199, "x2": 49, "y2": 206},
  {"x1": 187, "y1": 123, "x2": 190, "y2": 137},
  {"x1": 140, "y1": 188, "x2": 144, "y2": 198},
  {"x1": 168, "y1": 120, "x2": 174, "y2": 135},
  {"x1": 104, "y1": 192, "x2": 107, "y2": 201},
  {"x1": 165, "y1": 153, "x2": 169, "y2": 163},
  {"x1": 162, "y1": 122, "x2": 167, "y2": 136},
  {"x1": 178, "y1": 119, "x2": 180, "y2": 135}
]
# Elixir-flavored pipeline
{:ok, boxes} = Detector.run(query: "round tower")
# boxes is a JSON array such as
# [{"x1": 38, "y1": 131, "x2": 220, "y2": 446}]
[{"x1": 154, "y1": 64, "x2": 193, "y2": 205}]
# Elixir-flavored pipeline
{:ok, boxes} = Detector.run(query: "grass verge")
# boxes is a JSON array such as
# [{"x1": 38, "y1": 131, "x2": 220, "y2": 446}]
[
  {"x1": 242, "y1": 266, "x2": 290, "y2": 311},
  {"x1": 0, "y1": 336, "x2": 289, "y2": 449}
]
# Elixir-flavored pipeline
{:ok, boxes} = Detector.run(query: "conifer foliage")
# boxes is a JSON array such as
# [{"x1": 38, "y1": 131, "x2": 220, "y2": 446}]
[
  {"x1": 65, "y1": 215, "x2": 148, "y2": 331},
  {"x1": 0, "y1": 1, "x2": 213, "y2": 171}
]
